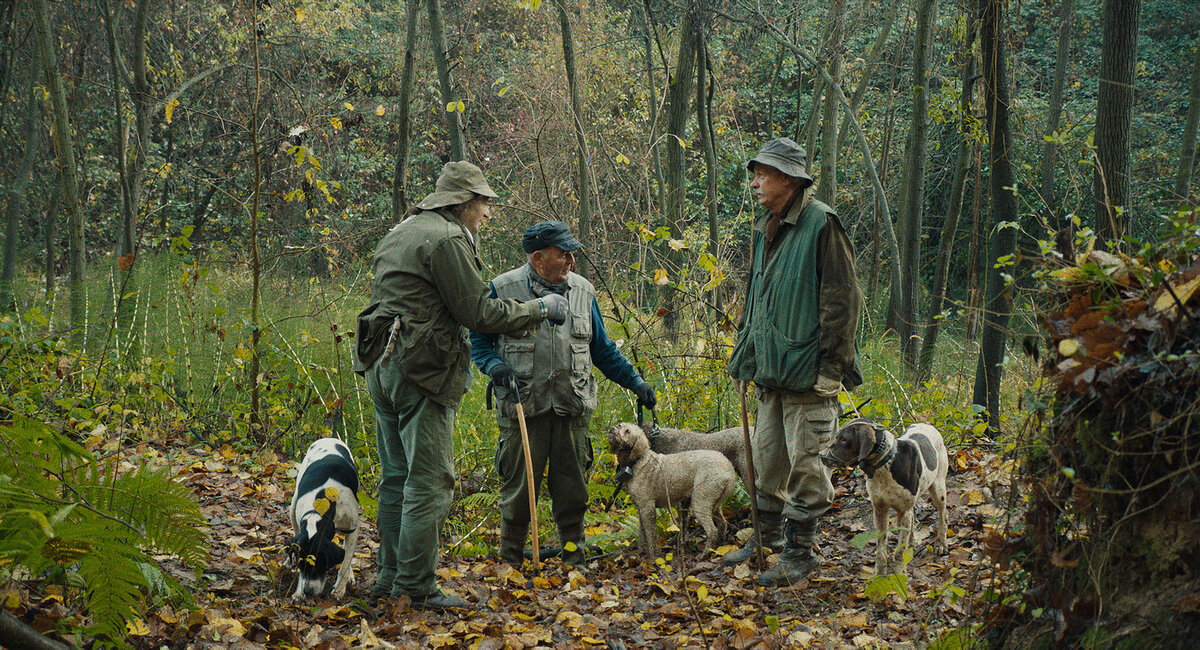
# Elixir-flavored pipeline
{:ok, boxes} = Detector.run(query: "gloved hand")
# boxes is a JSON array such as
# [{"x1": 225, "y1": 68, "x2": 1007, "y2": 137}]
[
  {"x1": 487, "y1": 362, "x2": 520, "y2": 392},
  {"x1": 812, "y1": 374, "x2": 842, "y2": 397},
  {"x1": 536, "y1": 294, "x2": 569, "y2": 325},
  {"x1": 632, "y1": 380, "x2": 657, "y2": 409}
]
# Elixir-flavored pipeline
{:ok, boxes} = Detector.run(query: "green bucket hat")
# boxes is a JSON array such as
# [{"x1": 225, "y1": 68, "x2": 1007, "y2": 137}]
[
  {"x1": 415, "y1": 161, "x2": 499, "y2": 210},
  {"x1": 747, "y1": 138, "x2": 814, "y2": 188}
]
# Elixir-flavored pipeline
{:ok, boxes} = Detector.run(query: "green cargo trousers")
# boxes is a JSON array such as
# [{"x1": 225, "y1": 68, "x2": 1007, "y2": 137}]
[
  {"x1": 752, "y1": 390, "x2": 840, "y2": 522},
  {"x1": 367, "y1": 361, "x2": 456, "y2": 598},
  {"x1": 496, "y1": 413, "x2": 593, "y2": 548}
]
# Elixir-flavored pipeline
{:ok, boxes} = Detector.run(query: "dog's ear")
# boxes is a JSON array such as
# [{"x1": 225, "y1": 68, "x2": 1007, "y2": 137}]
[
  {"x1": 854, "y1": 424, "x2": 877, "y2": 464},
  {"x1": 321, "y1": 540, "x2": 345, "y2": 569}
]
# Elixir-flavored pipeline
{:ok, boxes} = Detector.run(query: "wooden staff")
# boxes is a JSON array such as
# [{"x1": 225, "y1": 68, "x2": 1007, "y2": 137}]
[
  {"x1": 738, "y1": 383, "x2": 766, "y2": 571},
  {"x1": 513, "y1": 395, "x2": 540, "y2": 574}
]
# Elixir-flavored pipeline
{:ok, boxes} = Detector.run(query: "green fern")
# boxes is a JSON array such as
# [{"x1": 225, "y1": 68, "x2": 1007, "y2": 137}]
[{"x1": 0, "y1": 416, "x2": 210, "y2": 644}]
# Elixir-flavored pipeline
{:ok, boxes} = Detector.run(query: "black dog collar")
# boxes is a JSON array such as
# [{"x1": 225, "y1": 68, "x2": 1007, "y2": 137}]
[{"x1": 858, "y1": 436, "x2": 896, "y2": 478}]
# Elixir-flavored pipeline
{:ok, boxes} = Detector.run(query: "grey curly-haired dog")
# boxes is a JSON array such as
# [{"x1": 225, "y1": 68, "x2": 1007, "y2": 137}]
[
  {"x1": 607, "y1": 422, "x2": 737, "y2": 557},
  {"x1": 647, "y1": 425, "x2": 750, "y2": 490}
]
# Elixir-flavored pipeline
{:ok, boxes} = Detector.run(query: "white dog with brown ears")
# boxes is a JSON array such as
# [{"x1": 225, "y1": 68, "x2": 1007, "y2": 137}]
[
  {"x1": 607, "y1": 422, "x2": 737, "y2": 557},
  {"x1": 822, "y1": 418, "x2": 948, "y2": 575}
]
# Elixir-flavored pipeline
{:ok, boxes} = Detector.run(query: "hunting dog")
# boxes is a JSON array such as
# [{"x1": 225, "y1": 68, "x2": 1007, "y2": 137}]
[
  {"x1": 607, "y1": 423, "x2": 737, "y2": 557},
  {"x1": 647, "y1": 425, "x2": 751, "y2": 491},
  {"x1": 287, "y1": 438, "x2": 360, "y2": 600},
  {"x1": 822, "y1": 418, "x2": 948, "y2": 574}
]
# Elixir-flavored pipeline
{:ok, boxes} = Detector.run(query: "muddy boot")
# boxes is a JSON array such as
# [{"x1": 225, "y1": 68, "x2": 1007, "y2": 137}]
[
  {"x1": 499, "y1": 521, "x2": 527, "y2": 566},
  {"x1": 723, "y1": 511, "x2": 785, "y2": 565},
  {"x1": 757, "y1": 518, "x2": 820, "y2": 586},
  {"x1": 558, "y1": 520, "x2": 587, "y2": 569}
]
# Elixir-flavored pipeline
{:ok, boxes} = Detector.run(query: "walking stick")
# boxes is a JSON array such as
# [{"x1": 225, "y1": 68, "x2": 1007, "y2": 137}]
[
  {"x1": 738, "y1": 382, "x2": 766, "y2": 571},
  {"x1": 511, "y1": 379, "x2": 541, "y2": 575}
]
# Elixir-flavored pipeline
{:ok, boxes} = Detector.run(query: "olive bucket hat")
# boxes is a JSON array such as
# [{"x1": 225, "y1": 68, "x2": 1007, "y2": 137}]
[
  {"x1": 415, "y1": 161, "x2": 499, "y2": 210},
  {"x1": 747, "y1": 138, "x2": 814, "y2": 188}
]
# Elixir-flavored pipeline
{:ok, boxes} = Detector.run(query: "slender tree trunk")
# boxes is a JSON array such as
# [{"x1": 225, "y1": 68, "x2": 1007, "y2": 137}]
[
  {"x1": 662, "y1": 6, "x2": 698, "y2": 336},
  {"x1": 1040, "y1": 0, "x2": 1075, "y2": 221},
  {"x1": 1175, "y1": 42, "x2": 1200, "y2": 205},
  {"x1": 1093, "y1": 0, "x2": 1141, "y2": 247},
  {"x1": 835, "y1": 1, "x2": 901, "y2": 153},
  {"x1": 248, "y1": 0, "x2": 264, "y2": 438},
  {"x1": 44, "y1": 182, "x2": 58, "y2": 302},
  {"x1": 697, "y1": 40, "x2": 720, "y2": 309},
  {"x1": 816, "y1": 0, "x2": 846, "y2": 207},
  {"x1": 870, "y1": 83, "x2": 899, "y2": 307},
  {"x1": 2, "y1": 81, "x2": 39, "y2": 315},
  {"x1": 638, "y1": 2, "x2": 666, "y2": 212},
  {"x1": 765, "y1": 44, "x2": 784, "y2": 132},
  {"x1": 965, "y1": 142, "x2": 984, "y2": 340},
  {"x1": 555, "y1": 0, "x2": 593, "y2": 278},
  {"x1": 972, "y1": 0, "x2": 1019, "y2": 435},
  {"x1": 427, "y1": 0, "x2": 465, "y2": 160},
  {"x1": 892, "y1": 0, "x2": 938, "y2": 371},
  {"x1": 391, "y1": 0, "x2": 421, "y2": 220},
  {"x1": 918, "y1": 14, "x2": 979, "y2": 383},
  {"x1": 31, "y1": 0, "x2": 86, "y2": 339},
  {"x1": 802, "y1": 76, "x2": 823, "y2": 162}
]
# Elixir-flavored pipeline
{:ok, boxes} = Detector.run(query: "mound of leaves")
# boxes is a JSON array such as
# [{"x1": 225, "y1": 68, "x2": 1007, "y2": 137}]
[{"x1": 1028, "y1": 244, "x2": 1200, "y2": 644}]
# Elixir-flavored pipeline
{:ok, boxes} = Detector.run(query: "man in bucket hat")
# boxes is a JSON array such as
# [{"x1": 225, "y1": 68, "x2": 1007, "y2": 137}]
[
  {"x1": 723, "y1": 138, "x2": 863, "y2": 586},
  {"x1": 470, "y1": 220, "x2": 656, "y2": 568},
  {"x1": 353, "y1": 161, "x2": 570, "y2": 610}
]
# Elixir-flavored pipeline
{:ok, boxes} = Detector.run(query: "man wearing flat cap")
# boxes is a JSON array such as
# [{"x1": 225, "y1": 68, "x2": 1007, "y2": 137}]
[
  {"x1": 723, "y1": 138, "x2": 863, "y2": 586},
  {"x1": 353, "y1": 162, "x2": 570, "y2": 610},
  {"x1": 470, "y1": 220, "x2": 656, "y2": 568}
]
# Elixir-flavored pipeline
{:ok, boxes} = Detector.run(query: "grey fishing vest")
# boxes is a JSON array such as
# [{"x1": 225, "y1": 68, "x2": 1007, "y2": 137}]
[{"x1": 492, "y1": 265, "x2": 597, "y2": 419}]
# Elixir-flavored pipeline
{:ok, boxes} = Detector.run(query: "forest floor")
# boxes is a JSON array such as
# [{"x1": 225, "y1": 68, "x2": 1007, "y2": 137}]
[{"x1": 17, "y1": 432, "x2": 1017, "y2": 648}]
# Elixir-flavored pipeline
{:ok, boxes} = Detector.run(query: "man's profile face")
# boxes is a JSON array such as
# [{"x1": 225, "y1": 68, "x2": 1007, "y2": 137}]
[
  {"x1": 749, "y1": 163, "x2": 798, "y2": 215},
  {"x1": 461, "y1": 197, "x2": 491, "y2": 234},
  {"x1": 530, "y1": 246, "x2": 575, "y2": 284}
]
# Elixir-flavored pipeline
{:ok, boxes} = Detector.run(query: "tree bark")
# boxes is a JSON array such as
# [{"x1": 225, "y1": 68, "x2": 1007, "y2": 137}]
[
  {"x1": 31, "y1": 0, "x2": 86, "y2": 339},
  {"x1": 891, "y1": 0, "x2": 938, "y2": 371},
  {"x1": 835, "y1": 1, "x2": 901, "y2": 153},
  {"x1": 637, "y1": 1, "x2": 666, "y2": 212},
  {"x1": 1040, "y1": 0, "x2": 1074, "y2": 222},
  {"x1": 427, "y1": 0, "x2": 465, "y2": 160},
  {"x1": 248, "y1": 0, "x2": 264, "y2": 439},
  {"x1": 0, "y1": 610, "x2": 70, "y2": 650},
  {"x1": 815, "y1": 0, "x2": 846, "y2": 207},
  {"x1": 1175, "y1": 42, "x2": 1200, "y2": 205},
  {"x1": 661, "y1": 6, "x2": 698, "y2": 336},
  {"x1": 555, "y1": 0, "x2": 593, "y2": 278},
  {"x1": 697, "y1": 40, "x2": 720, "y2": 309},
  {"x1": 972, "y1": 0, "x2": 1019, "y2": 435},
  {"x1": 1092, "y1": 0, "x2": 1141, "y2": 246},
  {"x1": 2, "y1": 81, "x2": 39, "y2": 315},
  {"x1": 390, "y1": 0, "x2": 421, "y2": 220}
]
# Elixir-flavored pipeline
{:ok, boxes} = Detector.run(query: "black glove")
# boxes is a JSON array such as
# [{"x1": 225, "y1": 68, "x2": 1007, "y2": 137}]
[
  {"x1": 487, "y1": 362, "x2": 520, "y2": 392},
  {"x1": 632, "y1": 381, "x2": 657, "y2": 409}
]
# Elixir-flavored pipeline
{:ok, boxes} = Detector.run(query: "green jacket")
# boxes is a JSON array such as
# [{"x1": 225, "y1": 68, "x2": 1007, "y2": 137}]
[
  {"x1": 728, "y1": 194, "x2": 863, "y2": 393},
  {"x1": 353, "y1": 209, "x2": 543, "y2": 407}
]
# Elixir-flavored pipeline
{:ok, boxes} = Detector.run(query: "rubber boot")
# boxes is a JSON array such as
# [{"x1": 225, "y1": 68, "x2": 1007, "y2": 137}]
[
  {"x1": 757, "y1": 518, "x2": 820, "y2": 586},
  {"x1": 499, "y1": 521, "x2": 527, "y2": 566},
  {"x1": 558, "y1": 520, "x2": 587, "y2": 569},
  {"x1": 723, "y1": 511, "x2": 785, "y2": 565}
]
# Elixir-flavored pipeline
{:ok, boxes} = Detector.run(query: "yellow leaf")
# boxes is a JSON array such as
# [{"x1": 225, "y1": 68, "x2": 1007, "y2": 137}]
[
  {"x1": 532, "y1": 576, "x2": 551, "y2": 588},
  {"x1": 1154, "y1": 276, "x2": 1200, "y2": 318},
  {"x1": 3, "y1": 591, "x2": 19, "y2": 609},
  {"x1": 563, "y1": 541, "x2": 578, "y2": 552},
  {"x1": 343, "y1": 102, "x2": 354, "y2": 111},
  {"x1": 653, "y1": 268, "x2": 670, "y2": 286},
  {"x1": 456, "y1": 100, "x2": 466, "y2": 112},
  {"x1": 696, "y1": 585, "x2": 709, "y2": 601},
  {"x1": 616, "y1": 153, "x2": 630, "y2": 164},
  {"x1": 667, "y1": 238, "x2": 688, "y2": 251},
  {"x1": 966, "y1": 490, "x2": 986, "y2": 506},
  {"x1": 157, "y1": 162, "x2": 173, "y2": 178},
  {"x1": 330, "y1": 117, "x2": 343, "y2": 130},
  {"x1": 126, "y1": 618, "x2": 150, "y2": 636},
  {"x1": 375, "y1": 104, "x2": 386, "y2": 116},
  {"x1": 295, "y1": 7, "x2": 306, "y2": 21},
  {"x1": 314, "y1": 498, "x2": 330, "y2": 515},
  {"x1": 446, "y1": 101, "x2": 457, "y2": 112},
  {"x1": 498, "y1": 86, "x2": 510, "y2": 97},
  {"x1": 324, "y1": 486, "x2": 340, "y2": 502},
  {"x1": 1057, "y1": 338, "x2": 1080, "y2": 357},
  {"x1": 164, "y1": 97, "x2": 180, "y2": 124}
]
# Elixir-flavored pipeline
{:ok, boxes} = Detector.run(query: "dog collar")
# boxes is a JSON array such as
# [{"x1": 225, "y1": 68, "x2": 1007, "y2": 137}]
[
  {"x1": 615, "y1": 456, "x2": 642, "y2": 485},
  {"x1": 858, "y1": 436, "x2": 896, "y2": 478}
]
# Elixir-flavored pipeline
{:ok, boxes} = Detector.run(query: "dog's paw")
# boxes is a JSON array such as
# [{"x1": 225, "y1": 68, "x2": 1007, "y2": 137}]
[
  {"x1": 331, "y1": 585, "x2": 347, "y2": 600},
  {"x1": 933, "y1": 540, "x2": 948, "y2": 555}
]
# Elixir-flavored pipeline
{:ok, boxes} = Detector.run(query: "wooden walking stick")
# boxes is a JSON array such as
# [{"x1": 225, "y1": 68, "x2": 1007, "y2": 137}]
[
  {"x1": 511, "y1": 379, "x2": 541, "y2": 574},
  {"x1": 738, "y1": 382, "x2": 766, "y2": 571}
]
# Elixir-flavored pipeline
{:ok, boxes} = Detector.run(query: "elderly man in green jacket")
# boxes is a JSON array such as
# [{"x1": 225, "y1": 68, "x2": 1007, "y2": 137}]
[
  {"x1": 723, "y1": 138, "x2": 863, "y2": 586},
  {"x1": 353, "y1": 161, "x2": 568, "y2": 610}
]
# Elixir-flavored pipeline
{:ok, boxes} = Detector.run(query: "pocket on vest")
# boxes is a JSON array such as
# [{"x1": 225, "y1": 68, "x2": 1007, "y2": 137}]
[
  {"x1": 504, "y1": 340, "x2": 536, "y2": 378},
  {"x1": 757, "y1": 324, "x2": 819, "y2": 391}
]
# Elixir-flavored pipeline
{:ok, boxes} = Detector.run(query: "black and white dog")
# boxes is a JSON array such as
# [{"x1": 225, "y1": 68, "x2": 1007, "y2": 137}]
[
  {"x1": 822, "y1": 418, "x2": 948, "y2": 574},
  {"x1": 287, "y1": 438, "x2": 360, "y2": 600}
]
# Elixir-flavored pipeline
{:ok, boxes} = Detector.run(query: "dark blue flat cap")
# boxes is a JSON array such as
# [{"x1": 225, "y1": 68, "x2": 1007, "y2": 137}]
[{"x1": 522, "y1": 220, "x2": 582, "y2": 253}]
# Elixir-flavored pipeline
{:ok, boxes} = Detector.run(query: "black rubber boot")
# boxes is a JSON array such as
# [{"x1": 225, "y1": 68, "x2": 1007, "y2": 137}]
[
  {"x1": 558, "y1": 520, "x2": 587, "y2": 568},
  {"x1": 499, "y1": 521, "x2": 527, "y2": 566},
  {"x1": 723, "y1": 511, "x2": 785, "y2": 565},
  {"x1": 757, "y1": 518, "x2": 820, "y2": 586}
]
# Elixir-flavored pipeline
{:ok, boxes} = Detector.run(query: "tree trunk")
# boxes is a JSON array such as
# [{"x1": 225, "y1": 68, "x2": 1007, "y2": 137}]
[
  {"x1": 44, "y1": 182, "x2": 58, "y2": 302},
  {"x1": 1092, "y1": 0, "x2": 1141, "y2": 246},
  {"x1": 390, "y1": 0, "x2": 421, "y2": 220},
  {"x1": 248, "y1": 0, "x2": 264, "y2": 439},
  {"x1": 815, "y1": 0, "x2": 846, "y2": 207},
  {"x1": 427, "y1": 0, "x2": 465, "y2": 160},
  {"x1": 802, "y1": 76, "x2": 823, "y2": 163},
  {"x1": 892, "y1": 0, "x2": 938, "y2": 371},
  {"x1": 1040, "y1": 0, "x2": 1074, "y2": 222},
  {"x1": 972, "y1": 0, "x2": 1019, "y2": 435},
  {"x1": 2, "y1": 81, "x2": 38, "y2": 315},
  {"x1": 31, "y1": 0, "x2": 86, "y2": 339},
  {"x1": 918, "y1": 13, "x2": 978, "y2": 383},
  {"x1": 697, "y1": 40, "x2": 720, "y2": 309},
  {"x1": 555, "y1": 0, "x2": 593, "y2": 278},
  {"x1": 661, "y1": 6, "x2": 698, "y2": 336},
  {"x1": 1175, "y1": 42, "x2": 1200, "y2": 205},
  {"x1": 965, "y1": 142, "x2": 984, "y2": 340},
  {"x1": 637, "y1": 1, "x2": 666, "y2": 213},
  {"x1": 835, "y1": 1, "x2": 901, "y2": 153}
]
